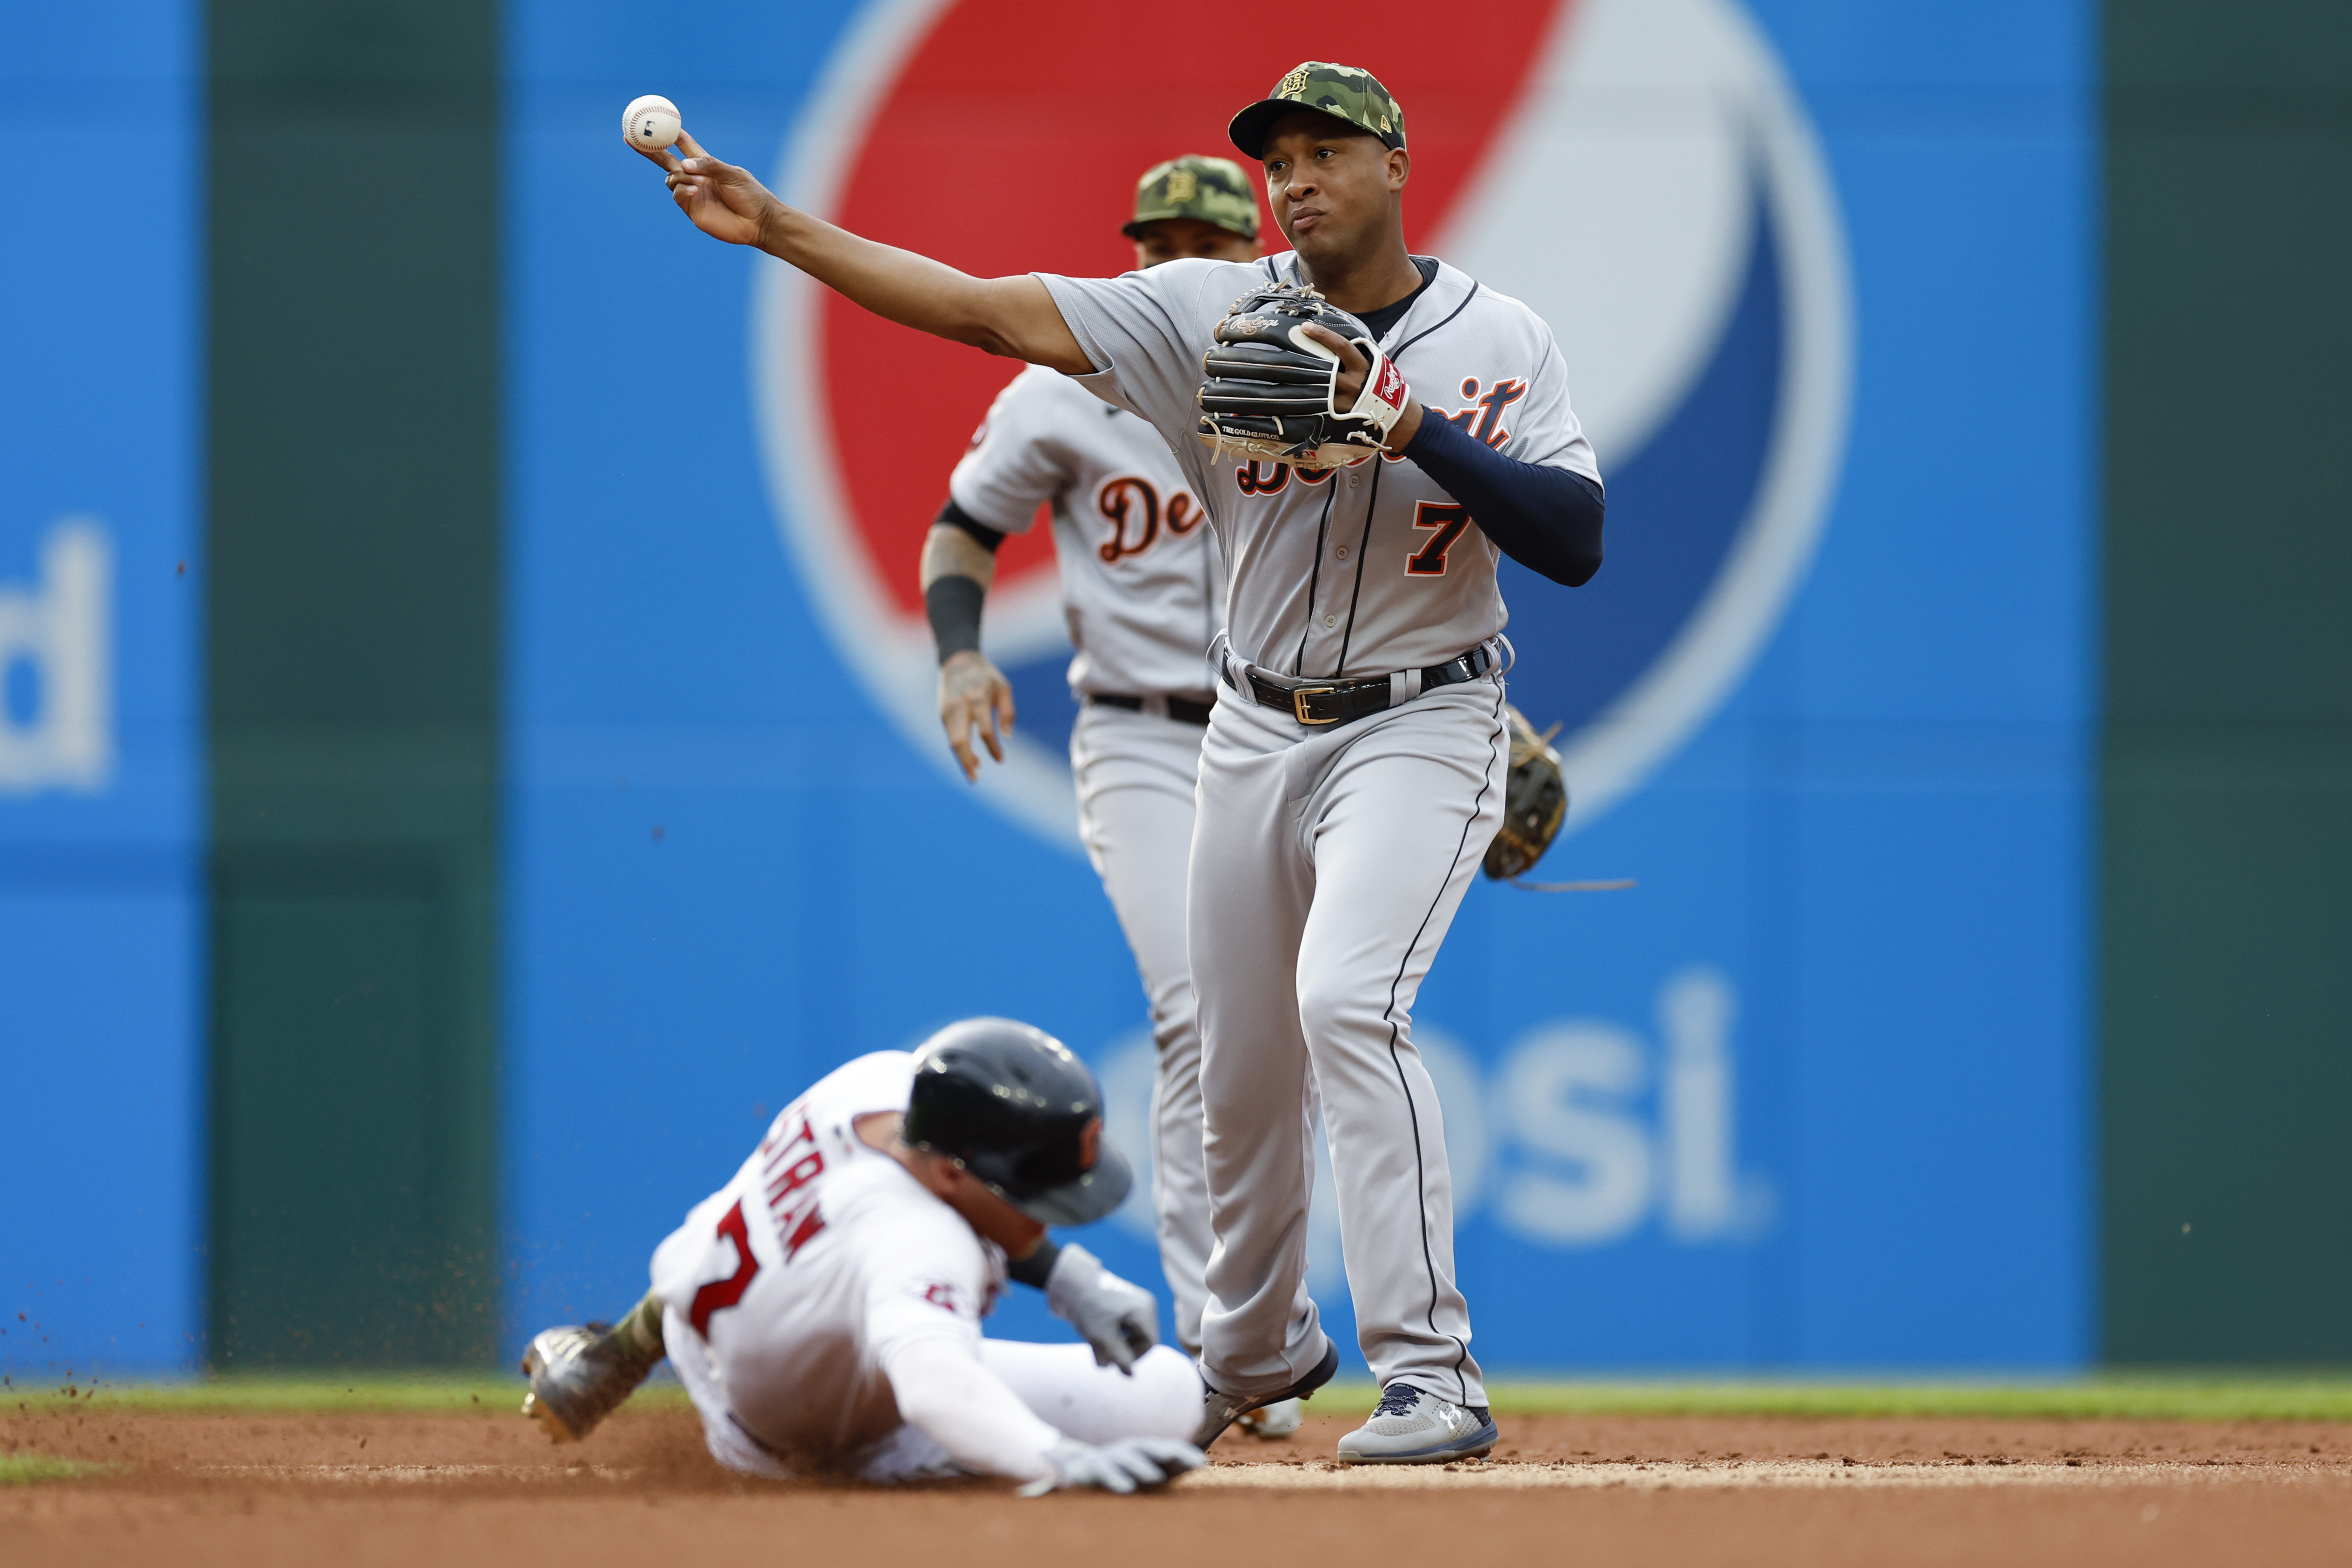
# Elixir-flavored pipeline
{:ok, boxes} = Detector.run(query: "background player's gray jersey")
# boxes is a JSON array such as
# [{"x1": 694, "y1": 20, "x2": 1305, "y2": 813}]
[
  {"x1": 1039, "y1": 255, "x2": 1599, "y2": 678},
  {"x1": 950, "y1": 364, "x2": 1226, "y2": 699}
]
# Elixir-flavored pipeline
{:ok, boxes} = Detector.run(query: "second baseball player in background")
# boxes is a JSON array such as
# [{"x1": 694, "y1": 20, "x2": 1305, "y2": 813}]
[{"x1": 919, "y1": 156, "x2": 1301, "y2": 1440}]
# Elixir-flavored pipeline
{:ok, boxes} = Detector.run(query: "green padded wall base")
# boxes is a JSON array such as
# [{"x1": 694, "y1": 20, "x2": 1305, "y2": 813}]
[
  {"x1": 2103, "y1": 0, "x2": 2352, "y2": 1362},
  {"x1": 206, "y1": 0, "x2": 501, "y2": 1369}
]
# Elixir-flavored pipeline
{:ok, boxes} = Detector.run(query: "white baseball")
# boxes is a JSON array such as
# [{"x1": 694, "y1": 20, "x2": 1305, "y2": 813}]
[{"x1": 623, "y1": 94, "x2": 681, "y2": 153}]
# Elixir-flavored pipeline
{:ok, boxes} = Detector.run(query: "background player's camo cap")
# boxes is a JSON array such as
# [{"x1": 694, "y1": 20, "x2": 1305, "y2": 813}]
[
  {"x1": 1228, "y1": 62, "x2": 1408, "y2": 159},
  {"x1": 1121, "y1": 155, "x2": 1260, "y2": 240}
]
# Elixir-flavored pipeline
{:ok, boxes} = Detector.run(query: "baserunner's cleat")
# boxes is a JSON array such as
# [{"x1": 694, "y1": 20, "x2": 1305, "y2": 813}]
[
  {"x1": 1194, "y1": 1340, "x2": 1340, "y2": 1450},
  {"x1": 1238, "y1": 1397, "x2": 1304, "y2": 1439},
  {"x1": 1335, "y1": 1383, "x2": 1499, "y2": 1464},
  {"x1": 519, "y1": 1322, "x2": 658, "y2": 1443}
]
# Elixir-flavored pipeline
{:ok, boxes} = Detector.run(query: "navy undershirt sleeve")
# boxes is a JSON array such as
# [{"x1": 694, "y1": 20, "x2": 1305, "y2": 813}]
[
  {"x1": 1397, "y1": 413, "x2": 1605, "y2": 587},
  {"x1": 1004, "y1": 1239, "x2": 1061, "y2": 1290}
]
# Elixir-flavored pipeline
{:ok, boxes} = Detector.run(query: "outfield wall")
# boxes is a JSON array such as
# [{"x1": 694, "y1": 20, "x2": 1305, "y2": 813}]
[
  {"x1": 22, "y1": 0, "x2": 2344, "y2": 1377},
  {"x1": 1, "y1": 3, "x2": 205, "y2": 1374},
  {"x1": 2100, "y1": 0, "x2": 2352, "y2": 1363}
]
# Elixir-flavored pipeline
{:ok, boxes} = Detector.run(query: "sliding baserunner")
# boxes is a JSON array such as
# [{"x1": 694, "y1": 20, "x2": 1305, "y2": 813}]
[{"x1": 520, "y1": 1021, "x2": 1202, "y2": 1493}]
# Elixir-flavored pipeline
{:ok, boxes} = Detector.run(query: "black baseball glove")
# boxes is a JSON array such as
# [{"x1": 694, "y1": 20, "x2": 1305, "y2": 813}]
[
  {"x1": 1196, "y1": 284, "x2": 1410, "y2": 470},
  {"x1": 1484, "y1": 704, "x2": 1568, "y2": 882}
]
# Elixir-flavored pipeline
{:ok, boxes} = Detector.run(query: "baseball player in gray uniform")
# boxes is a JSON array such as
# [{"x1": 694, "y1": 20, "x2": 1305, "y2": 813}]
[
  {"x1": 919, "y1": 155, "x2": 1296, "y2": 1441},
  {"x1": 637, "y1": 59, "x2": 1605, "y2": 1465}
]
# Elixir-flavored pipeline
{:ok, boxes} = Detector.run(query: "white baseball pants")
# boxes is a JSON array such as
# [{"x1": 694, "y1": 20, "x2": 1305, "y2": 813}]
[
  {"x1": 1070, "y1": 700, "x2": 1213, "y2": 1354},
  {"x1": 1187, "y1": 672, "x2": 1506, "y2": 1408},
  {"x1": 670, "y1": 1307, "x2": 1200, "y2": 1482}
]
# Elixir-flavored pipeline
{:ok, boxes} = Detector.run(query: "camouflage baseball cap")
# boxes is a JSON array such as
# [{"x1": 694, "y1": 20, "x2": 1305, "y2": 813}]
[
  {"x1": 1122, "y1": 154, "x2": 1260, "y2": 240},
  {"x1": 1228, "y1": 62, "x2": 1407, "y2": 159}
]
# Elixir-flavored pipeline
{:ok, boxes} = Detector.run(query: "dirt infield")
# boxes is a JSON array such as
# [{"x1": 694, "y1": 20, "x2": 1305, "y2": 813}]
[{"x1": 7, "y1": 1402, "x2": 2352, "y2": 1567}]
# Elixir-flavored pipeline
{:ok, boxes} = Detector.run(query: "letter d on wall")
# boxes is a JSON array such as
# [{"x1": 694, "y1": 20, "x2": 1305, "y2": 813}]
[{"x1": 0, "y1": 520, "x2": 114, "y2": 793}]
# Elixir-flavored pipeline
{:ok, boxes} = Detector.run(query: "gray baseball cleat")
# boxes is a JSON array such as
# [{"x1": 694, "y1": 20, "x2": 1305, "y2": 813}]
[
  {"x1": 1193, "y1": 1340, "x2": 1341, "y2": 1449},
  {"x1": 520, "y1": 1323, "x2": 658, "y2": 1443},
  {"x1": 1335, "y1": 1383, "x2": 1500, "y2": 1464}
]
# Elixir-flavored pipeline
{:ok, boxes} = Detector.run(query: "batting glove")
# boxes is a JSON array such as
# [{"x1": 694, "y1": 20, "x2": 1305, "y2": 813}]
[
  {"x1": 1018, "y1": 1435, "x2": 1205, "y2": 1497},
  {"x1": 1044, "y1": 1242, "x2": 1158, "y2": 1374}
]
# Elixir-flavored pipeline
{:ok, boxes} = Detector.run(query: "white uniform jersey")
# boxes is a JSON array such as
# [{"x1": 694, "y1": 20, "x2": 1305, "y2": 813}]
[
  {"x1": 950, "y1": 363, "x2": 1225, "y2": 698},
  {"x1": 1038, "y1": 254, "x2": 1599, "y2": 678},
  {"x1": 649, "y1": 1051, "x2": 1009, "y2": 1466}
]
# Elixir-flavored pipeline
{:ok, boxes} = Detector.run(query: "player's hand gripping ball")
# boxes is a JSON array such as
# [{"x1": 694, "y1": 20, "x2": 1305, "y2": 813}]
[
  {"x1": 1196, "y1": 284, "x2": 1409, "y2": 469},
  {"x1": 1483, "y1": 703, "x2": 1568, "y2": 882},
  {"x1": 622, "y1": 94, "x2": 682, "y2": 153}
]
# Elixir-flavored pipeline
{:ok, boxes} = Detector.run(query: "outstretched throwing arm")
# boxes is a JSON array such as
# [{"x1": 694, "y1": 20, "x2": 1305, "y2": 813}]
[{"x1": 634, "y1": 131, "x2": 1092, "y2": 374}]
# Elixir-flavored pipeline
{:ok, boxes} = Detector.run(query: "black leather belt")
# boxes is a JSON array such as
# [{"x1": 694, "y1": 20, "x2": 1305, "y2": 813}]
[
  {"x1": 1232, "y1": 644, "x2": 1497, "y2": 730},
  {"x1": 1086, "y1": 692, "x2": 1215, "y2": 727}
]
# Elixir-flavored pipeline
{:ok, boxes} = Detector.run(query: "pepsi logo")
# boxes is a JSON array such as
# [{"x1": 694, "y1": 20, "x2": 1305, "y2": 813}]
[{"x1": 755, "y1": 0, "x2": 1850, "y2": 845}]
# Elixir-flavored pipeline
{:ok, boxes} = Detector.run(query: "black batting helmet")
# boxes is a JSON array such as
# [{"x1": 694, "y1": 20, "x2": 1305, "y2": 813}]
[{"x1": 903, "y1": 1017, "x2": 1132, "y2": 1226}]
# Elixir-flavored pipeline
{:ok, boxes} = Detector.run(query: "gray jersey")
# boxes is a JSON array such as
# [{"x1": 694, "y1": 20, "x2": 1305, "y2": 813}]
[
  {"x1": 1038, "y1": 254, "x2": 1600, "y2": 679},
  {"x1": 950, "y1": 363, "x2": 1225, "y2": 698}
]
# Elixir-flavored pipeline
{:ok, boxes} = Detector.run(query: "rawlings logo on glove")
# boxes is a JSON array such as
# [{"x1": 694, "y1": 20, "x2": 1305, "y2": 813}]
[{"x1": 1196, "y1": 284, "x2": 1408, "y2": 469}]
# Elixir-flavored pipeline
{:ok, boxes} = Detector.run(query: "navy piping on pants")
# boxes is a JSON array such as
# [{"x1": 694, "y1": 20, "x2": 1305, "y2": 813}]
[{"x1": 1375, "y1": 677, "x2": 1509, "y2": 1405}]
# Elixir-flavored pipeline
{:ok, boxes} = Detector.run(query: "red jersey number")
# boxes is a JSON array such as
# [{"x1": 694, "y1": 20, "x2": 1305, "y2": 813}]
[{"x1": 688, "y1": 1200, "x2": 760, "y2": 1337}]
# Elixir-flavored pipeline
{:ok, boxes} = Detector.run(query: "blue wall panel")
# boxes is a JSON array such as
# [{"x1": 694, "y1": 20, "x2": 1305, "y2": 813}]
[
  {"x1": 505, "y1": 0, "x2": 2094, "y2": 1370},
  {"x1": 0, "y1": 2, "x2": 203, "y2": 1375}
]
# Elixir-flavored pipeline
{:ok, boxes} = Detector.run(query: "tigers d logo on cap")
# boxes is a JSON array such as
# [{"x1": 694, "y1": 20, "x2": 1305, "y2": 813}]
[
  {"x1": 1122, "y1": 154, "x2": 1260, "y2": 240},
  {"x1": 1228, "y1": 61, "x2": 1408, "y2": 158}
]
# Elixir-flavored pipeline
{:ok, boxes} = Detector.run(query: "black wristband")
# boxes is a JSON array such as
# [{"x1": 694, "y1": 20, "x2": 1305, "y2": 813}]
[
  {"x1": 937, "y1": 496, "x2": 1008, "y2": 552},
  {"x1": 925, "y1": 574, "x2": 987, "y2": 664},
  {"x1": 1006, "y1": 1238, "x2": 1061, "y2": 1290}
]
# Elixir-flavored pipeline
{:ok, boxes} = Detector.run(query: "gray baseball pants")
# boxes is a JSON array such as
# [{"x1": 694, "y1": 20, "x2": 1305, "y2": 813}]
[
  {"x1": 1187, "y1": 666, "x2": 1505, "y2": 1408},
  {"x1": 1070, "y1": 699, "x2": 1214, "y2": 1354}
]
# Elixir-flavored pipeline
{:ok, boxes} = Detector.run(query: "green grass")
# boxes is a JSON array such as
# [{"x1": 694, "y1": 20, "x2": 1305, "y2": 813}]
[
  {"x1": 2, "y1": 1373, "x2": 694, "y2": 1416},
  {"x1": 10, "y1": 1374, "x2": 532, "y2": 1415},
  {"x1": 0, "y1": 1453, "x2": 109, "y2": 1485},
  {"x1": 13, "y1": 1373, "x2": 2352, "y2": 1424}
]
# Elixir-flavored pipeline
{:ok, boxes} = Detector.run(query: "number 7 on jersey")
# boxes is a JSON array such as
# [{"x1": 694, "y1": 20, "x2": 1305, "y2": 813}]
[{"x1": 1407, "y1": 502, "x2": 1474, "y2": 577}]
